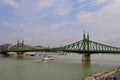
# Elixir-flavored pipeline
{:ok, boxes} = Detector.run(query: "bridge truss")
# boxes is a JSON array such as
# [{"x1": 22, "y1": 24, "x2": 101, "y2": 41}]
[
  {"x1": 0, "y1": 33, "x2": 120, "y2": 54},
  {"x1": 54, "y1": 33, "x2": 120, "y2": 53}
]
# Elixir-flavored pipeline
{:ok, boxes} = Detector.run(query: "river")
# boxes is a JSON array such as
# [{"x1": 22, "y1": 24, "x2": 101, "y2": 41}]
[{"x1": 0, "y1": 54, "x2": 120, "y2": 80}]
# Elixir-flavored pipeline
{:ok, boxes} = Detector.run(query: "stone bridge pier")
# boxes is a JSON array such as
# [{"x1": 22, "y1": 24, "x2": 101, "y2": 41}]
[
  {"x1": 82, "y1": 53, "x2": 91, "y2": 61},
  {"x1": 17, "y1": 52, "x2": 24, "y2": 56}
]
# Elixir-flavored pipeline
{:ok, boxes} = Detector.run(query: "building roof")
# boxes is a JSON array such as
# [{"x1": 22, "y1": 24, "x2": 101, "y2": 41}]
[{"x1": 0, "y1": 44, "x2": 13, "y2": 50}]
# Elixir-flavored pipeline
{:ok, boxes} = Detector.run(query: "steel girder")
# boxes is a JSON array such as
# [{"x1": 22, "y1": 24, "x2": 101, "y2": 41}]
[
  {"x1": 55, "y1": 35, "x2": 120, "y2": 53},
  {"x1": 8, "y1": 42, "x2": 35, "y2": 52},
  {"x1": 1, "y1": 33, "x2": 120, "y2": 53}
]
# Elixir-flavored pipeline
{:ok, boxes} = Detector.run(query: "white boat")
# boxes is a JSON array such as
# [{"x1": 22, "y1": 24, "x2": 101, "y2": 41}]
[
  {"x1": 98, "y1": 53, "x2": 103, "y2": 55},
  {"x1": 42, "y1": 56, "x2": 54, "y2": 60}
]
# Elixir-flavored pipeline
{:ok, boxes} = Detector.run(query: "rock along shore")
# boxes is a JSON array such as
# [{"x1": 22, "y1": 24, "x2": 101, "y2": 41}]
[{"x1": 83, "y1": 66, "x2": 120, "y2": 80}]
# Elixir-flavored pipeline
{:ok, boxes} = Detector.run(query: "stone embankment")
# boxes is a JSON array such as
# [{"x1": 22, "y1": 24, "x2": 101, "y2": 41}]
[{"x1": 83, "y1": 66, "x2": 120, "y2": 80}]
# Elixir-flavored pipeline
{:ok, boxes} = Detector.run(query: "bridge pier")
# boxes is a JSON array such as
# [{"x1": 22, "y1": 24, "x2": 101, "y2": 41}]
[
  {"x1": 17, "y1": 52, "x2": 24, "y2": 57},
  {"x1": 82, "y1": 53, "x2": 91, "y2": 61}
]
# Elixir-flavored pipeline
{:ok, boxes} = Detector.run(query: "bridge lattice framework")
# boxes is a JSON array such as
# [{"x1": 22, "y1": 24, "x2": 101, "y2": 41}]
[{"x1": 1, "y1": 33, "x2": 120, "y2": 61}]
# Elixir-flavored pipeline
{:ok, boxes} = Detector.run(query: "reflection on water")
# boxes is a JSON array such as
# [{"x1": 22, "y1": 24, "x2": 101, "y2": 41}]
[
  {"x1": 81, "y1": 61, "x2": 91, "y2": 78},
  {"x1": 82, "y1": 61, "x2": 91, "y2": 69},
  {"x1": 0, "y1": 54, "x2": 120, "y2": 80},
  {"x1": 15, "y1": 56, "x2": 25, "y2": 60}
]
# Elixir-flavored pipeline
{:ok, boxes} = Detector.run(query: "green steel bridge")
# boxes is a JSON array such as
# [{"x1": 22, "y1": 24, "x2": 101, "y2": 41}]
[{"x1": 0, "y1": 33, "x2": 120, "y2": 61}]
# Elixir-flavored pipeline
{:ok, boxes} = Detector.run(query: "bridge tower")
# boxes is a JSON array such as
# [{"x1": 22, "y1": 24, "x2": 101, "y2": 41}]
[
  {"x1": 16, "y1": 40, "x2": 24, "y2": 56},
  {"x1": 82, "y1": 32, "x2": 91, "y2": 61}
]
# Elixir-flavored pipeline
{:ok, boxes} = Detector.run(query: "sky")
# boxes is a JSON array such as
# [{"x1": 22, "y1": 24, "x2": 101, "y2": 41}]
[{"x1": 0, "y1": 0, "x2": 120, "y2": 47}]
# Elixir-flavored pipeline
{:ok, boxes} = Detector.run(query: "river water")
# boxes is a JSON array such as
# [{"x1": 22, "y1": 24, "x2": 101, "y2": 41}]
[{"x1": 0, "y1": 54, "x2": 120, "y2": 80}]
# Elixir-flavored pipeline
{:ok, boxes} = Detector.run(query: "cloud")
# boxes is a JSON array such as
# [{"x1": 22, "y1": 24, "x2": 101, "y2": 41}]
[
  {"x1": 50, "y1": 21, "x2": 69, "y2": 30},
  {"x1": 76, "y1": 0, "x2": 120, "y2": 31},
  {"x1": 54, "y1": 6, "x2": 70, "y2": 16},
  {"x1": 4, "y1": 0, "x2": 20, "y2": 9},
  {"x1": 94, "y1": 0, "x2": 108, "y2": 5},
  {"x1": 1, "y1": 20, "x2": 83, "y2": 47},
  {"x1": 36, "y1": 0, "x2": 72, "y2": 17},
  {"x1": 36, "y1": 0, "x2": 56, "y2": 11},
  {"x1": 1, "y1": 0, "x2": 120, "y2": 47},
  {"x1": 78, "y1": 0, "x2": 85, "y2": 3},
  {"x1": 76, "y1": 0, "x2": 120, "y2": 45}
]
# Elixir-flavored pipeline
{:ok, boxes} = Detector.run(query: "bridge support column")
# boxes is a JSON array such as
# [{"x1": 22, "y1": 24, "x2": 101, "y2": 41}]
[
  {"x1": 82, "y1": 53, "x2": 91, "y2": 61},
  {"x1": 17, "y1": 52, "x2": 24, "y2": 57}
]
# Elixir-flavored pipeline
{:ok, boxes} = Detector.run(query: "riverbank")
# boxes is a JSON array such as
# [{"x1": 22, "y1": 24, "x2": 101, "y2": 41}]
[{"x1": 83, "y1": 66, "x2": 120, "y2": 80}]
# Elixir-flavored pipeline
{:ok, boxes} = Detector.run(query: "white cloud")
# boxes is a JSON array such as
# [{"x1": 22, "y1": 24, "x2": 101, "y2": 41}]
[
  {"x1": 77, "y1": 0, "x2": 120, "y2": 27},
  {"x1": 78, "y1": 0, "x2": 85, "y2": 3},
  {"x1": 4, "y1": 0, "x2": 20, "y2": 9},
  {"x1": 76, "y1": 0, "x2": 120, "y2": 44},
  {"x1": 94, "y1": 0, "x2": 108, "y2": 5},
  {"x1": 1, "y1": 20, "x2": 83, "y2": 46},
  {"x1": 1, "y1": 21, "x2": 24, "y2": 29},
  {"x1": 54, "y1": 6, "x2": 71, "y2": 16},
  {"x1": 1, "y1": 0, "x2": 120, "y2": 47},
  {"x1": 36, "y1": 0, "x2": 72, "y2": 16},
  {"x1": 36, "y1": 0, "x2": 55, "y2": 10},
  {"x1": 50, "y1": 21, "x2": 74, "y2": 30}
]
